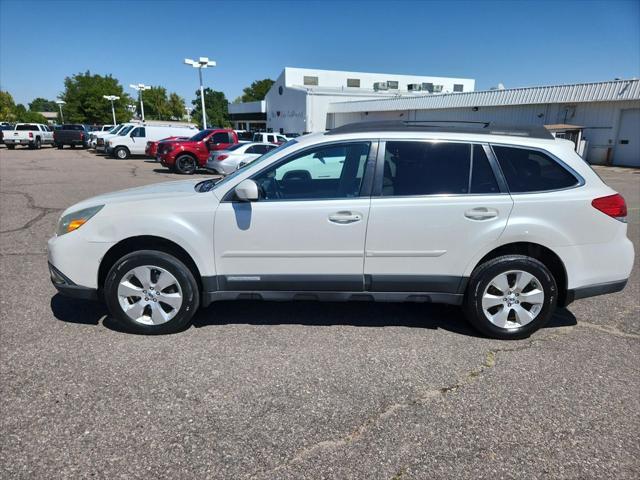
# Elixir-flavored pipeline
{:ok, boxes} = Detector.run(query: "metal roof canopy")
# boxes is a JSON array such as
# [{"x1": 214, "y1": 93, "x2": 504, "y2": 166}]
[
  {"x1": 326, "y1": 120, "x2": 555, "y2": 139},
  {"x1": 328, "y1": 79, "x2": 640, "y2": 114}
]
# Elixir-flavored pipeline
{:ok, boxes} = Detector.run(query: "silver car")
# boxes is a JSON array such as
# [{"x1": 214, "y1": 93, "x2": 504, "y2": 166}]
[{"x1": 206, "y1": 142, "x2": 278, "y2": 175}]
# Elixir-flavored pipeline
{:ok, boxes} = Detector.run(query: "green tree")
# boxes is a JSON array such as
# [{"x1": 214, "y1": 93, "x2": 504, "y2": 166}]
[
  {"x1": 167, "y1": 92, "x2": 186, "y2": 120},
  {"x1": 241, "y1": 78, "x2": 274, "y2": 102},
  {"x1": 28, "y1": 97, "x2": 58, "y2": 112},
  {"x1": 140, "y1": 86, "x2": 171, "y2": 120},
  {"x1": 12, "y1": 103, "x2": 47, "y2": 123},
  {"x1": 0, "y1": 91, "x2": 16, "y2": 121},
  {"x1": 191, "y1": 88, "x2": 231, "y2": 128},
  {"x1": 60, "y1": 71, "x2": 132, "y2": 124}
]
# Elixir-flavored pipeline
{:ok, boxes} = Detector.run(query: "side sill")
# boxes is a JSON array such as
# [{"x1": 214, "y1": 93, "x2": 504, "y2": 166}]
[
  {"x1": 563, "y1": 279, "x2": 628, "y2": 307},
  {"x1": 201, "y1": 291, "x2": 463, "y2": 308}
]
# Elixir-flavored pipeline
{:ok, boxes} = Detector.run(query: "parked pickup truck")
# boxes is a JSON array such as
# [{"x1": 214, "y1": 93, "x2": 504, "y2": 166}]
[
  {"x1": 4, "y1": 123, "x2": 54, "y2": 149},
  {"x1": 54, "y1": 124, "x2": 91, "y2": 149},
  {"x1": 157, "y1": 128, "x2": 238, "y2": 174},
  {"x1": 145, "y1": 136, "x2": 190, "y2": 158}
]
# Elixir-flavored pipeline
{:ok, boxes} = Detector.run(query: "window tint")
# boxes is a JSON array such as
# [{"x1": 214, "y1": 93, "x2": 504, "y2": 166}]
[
  {"x1": 226, "y1": 143, "x2": 244, "y2": 152},
  {"x1": 131, "y1": 127, "x2": 145, "y2": 138},
  {"x1": 267, "y1": 135, "x2": 276, "y2": 143},
  {"x1": 252, "y1": 133, "x2": 262, "y2": 142},
  {"x1": 347, "y1": 78, "x2": 360, "y2": 87},
  {"x1": 16, "y1": 124, "x2": 37, "y2": 130},
  {"x1": 470, "y1": 145, "x2": 500, "y2": 194},
  {"x1": 277, "y1": 136, "x2": 287, "y2": 143},
  {"x1": 492, "y1": 146, "x2": 579, "y2": 192},
  {"x1": 253, "y1": 143, "x2": 370, "y2": 200},
  {"x1": 211, "y1": 132, "x2": 230, "y2": 144},
  {"x1": 387, "y1": 80, "x2": 399, "y2": 89},
  {"x1": 251, "y1": 145, "x2": 268, "y2": 154},
  {"x1": 382, "y1": 142, "x2": 470, "y2": 196},
  {"x1": 453, "y1": 84, "x2": 464, "y2": 92}
]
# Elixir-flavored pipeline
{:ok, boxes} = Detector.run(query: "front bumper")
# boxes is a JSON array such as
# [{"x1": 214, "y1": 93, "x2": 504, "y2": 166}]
[{"x1": 48, "y1": 263, "x2": 98, "y2": 300}]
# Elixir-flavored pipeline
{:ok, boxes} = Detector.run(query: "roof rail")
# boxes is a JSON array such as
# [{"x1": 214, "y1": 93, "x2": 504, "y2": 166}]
[{"x1": 325, "y1": 120, "x2": 554, "y2": 139}]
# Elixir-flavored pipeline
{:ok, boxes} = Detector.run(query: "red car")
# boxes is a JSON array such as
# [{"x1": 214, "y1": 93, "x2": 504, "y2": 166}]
[
  {"x1": 157, "y1": 128, "x2": 238, "y2": 174},
  {"x1": 145, "y1": 136, "x2": 190, "y2": 158}
]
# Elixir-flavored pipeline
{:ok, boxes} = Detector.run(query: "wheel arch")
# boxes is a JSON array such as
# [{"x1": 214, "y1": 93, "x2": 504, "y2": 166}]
[
  {"x1": 468, "y1": 242, "x2": 568, "y2": 306},
  {"x1": 98, "y1": 235, "x2": 203, "y2": 293}
]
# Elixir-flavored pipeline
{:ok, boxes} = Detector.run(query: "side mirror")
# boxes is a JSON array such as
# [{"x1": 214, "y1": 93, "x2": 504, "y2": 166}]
[{"x1": 234, "y1": 179, "x2": 259, "y2": 202}]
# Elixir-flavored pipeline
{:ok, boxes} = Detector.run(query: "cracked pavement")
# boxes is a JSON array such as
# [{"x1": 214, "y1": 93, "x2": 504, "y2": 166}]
[{"x1": 0, "y1": 147, "x2": 638, "y2": 479}]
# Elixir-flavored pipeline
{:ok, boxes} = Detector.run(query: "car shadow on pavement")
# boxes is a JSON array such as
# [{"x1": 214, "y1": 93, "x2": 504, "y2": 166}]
[
  {"x1": 191, "y1": 301, "x2": 578, "y2": 338},
  {"x1": 50, "y1": 294, "x2": 577, "y2": 338}
]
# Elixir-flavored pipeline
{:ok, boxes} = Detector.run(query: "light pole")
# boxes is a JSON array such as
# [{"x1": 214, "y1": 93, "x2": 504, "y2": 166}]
[
  {"x1": 103, "y1": 95, "x2": 120, "y2": 125},
  {"x1": 129, "y1": 83, "x2": 151, "y2": 121},
  {"x1": 184, "y1": 57, "x2": 216, "y2": 129},
  {"x1": 55, "y1": 99, "x2": 65, "y2": 124}
]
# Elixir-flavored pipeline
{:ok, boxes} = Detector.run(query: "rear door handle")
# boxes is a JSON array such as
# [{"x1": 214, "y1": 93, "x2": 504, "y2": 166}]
[
  {"x1": 464, "y1": 207, "x2": 499, "y2": 221},
  {"x1": 329, "y1": 211, "x2": 363, "y2": 224}
]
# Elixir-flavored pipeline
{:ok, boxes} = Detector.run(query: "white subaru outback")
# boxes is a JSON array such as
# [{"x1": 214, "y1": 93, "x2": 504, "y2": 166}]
[{"x1": 47, "y1": 121, "x2": 634, "y2": 339}]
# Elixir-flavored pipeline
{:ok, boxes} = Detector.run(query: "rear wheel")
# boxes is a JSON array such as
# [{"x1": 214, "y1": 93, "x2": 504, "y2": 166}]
[
  {"x1": 463, "y1": 255, "x2": 557, "y2": 339},
  {"x1": 56, "y1": 144, "x2": 63, "y2": 149},
  {"x1": 104, "y1": 250, "x2": 200, "y2": 334},
  {"x1": 70, "y1": 144, "x2": 75, "y2": 149},
  {"x1": 174, "y1": 154, "x2": 197, "y2": 174},
  {"x1": 7, "y1": 144, "x2": 15, "y2": 150}
]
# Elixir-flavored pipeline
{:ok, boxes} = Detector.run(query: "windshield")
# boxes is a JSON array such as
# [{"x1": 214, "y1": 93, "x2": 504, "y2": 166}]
[
  {"x1": 109, "y1": 125, "x2": 122, "y2": 134},
  {"x1": 210, "y1": 139, "x2": 299, "y2": 191},
  {"x1": 189, "y1": 129, "x2": 213, "y2": 142},
  {"x1": 118, "y1": 125, "x2": 134, "y2": 136}
]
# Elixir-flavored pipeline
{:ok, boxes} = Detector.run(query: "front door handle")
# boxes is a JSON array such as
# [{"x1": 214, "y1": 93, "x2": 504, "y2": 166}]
[
  {"x1": 464, "y1": 207, "x2": 499, "y2": 221},
  {"x1": 329, "y1": 211, "x2": 362, "y2": 224}
]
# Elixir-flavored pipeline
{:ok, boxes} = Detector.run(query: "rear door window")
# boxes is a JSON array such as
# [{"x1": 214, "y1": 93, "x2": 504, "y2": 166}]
[
  {"x1": 492, "y1": 146, "x2": 579, "y2": 192},
  {"x1": 131, "y1": 127, "x2": 146, "y2": 138},
  {"x1": 382, "y1": 141, "x2": 471, "y2": 196}
]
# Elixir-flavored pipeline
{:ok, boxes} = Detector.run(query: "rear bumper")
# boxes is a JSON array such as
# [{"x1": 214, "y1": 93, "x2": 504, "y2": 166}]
[
  {"x1": 48, "y1": 263, "x2": 98, "y2": 301},
  {"x1": 563, "y1": 278, "x2": 628, "y2": 307}
]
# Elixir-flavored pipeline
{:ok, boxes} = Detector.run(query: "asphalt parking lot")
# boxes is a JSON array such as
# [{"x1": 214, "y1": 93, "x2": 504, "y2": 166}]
[{"x1": 0, "y1": 146, "x2": 638, "y2": 479}]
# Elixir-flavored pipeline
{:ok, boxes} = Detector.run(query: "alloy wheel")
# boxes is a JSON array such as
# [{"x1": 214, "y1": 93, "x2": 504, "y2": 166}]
[
  {"x1": 481, "y1": 270, "x2": 545, "y2": 329},
  {"x1": 117, "y1": 265, "x2": 183, "y2": 325}
]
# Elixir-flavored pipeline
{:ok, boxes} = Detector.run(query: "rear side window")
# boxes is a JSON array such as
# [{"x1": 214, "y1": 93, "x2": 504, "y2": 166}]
[
  {"x1": 382, "y1": 141, "x2": 471, "y2": 196},
  {"x1": 492, "y1": 146, "x2": 579, "y2": 193}
]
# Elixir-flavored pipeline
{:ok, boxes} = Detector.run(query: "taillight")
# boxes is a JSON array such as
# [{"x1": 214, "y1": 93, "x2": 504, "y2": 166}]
[
  {"x1": 29, "y1": 132, "x2": 33, "y2": 138},
  {"x1": 216, "y1": 155, "x2": 228, "y2": 161},
  {"x1": 592, "y1": 194, "x2": 627, "y2": 222}
]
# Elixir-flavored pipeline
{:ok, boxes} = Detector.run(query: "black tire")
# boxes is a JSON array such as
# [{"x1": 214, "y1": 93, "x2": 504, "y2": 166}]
[
  {"x1": 174, "y1": 154, "x2": 197, "y2": 174},
  {"x1": 463, "y1": 255, "x2": 557, "y2": 340},
  {"x1": 7, "y1": 144, "x2": 15, "y2": 150},
  {"x1": 35, "y1": 138, "x2": 41, "y2": 149},
  {"x1": 104, "y1": 250, "x2": 200, "y2": 334},
  {"x1": 70, "y1": 144, "x2": 75, "y2": 149},
  {"x1": 56, "y1": 144, "x2": 63, "y2": 149},
  {"x1": 114, "y1": 147, "x2": 129, "y2": 159}
]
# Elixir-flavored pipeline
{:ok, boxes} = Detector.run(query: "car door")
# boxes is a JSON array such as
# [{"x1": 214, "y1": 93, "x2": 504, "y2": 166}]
[
  {"x1": 129, "y1": 126, "x2": 146, "y2": 154},
  {"x1": 213, "y1": 141, "x2": 377, "y2": 292},
  {"x1": 364, "y1": 140, "x2": 513, "y2": 296},
  {"x1": 209, "y1": 131, "x2": 234, "y2": 151}
]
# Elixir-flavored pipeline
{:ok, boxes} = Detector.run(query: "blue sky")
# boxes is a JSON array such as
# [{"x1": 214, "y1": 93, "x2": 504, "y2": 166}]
[{"x1": 1, "y1": 0, "x2": 639, "y2": 106}]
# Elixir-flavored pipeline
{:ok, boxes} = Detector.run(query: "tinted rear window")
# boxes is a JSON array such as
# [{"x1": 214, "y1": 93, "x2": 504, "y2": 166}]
[
  {"x1": 16, "y1": 124, "x2": 37, "y2": 130},
  {"x1": 492, "y1": 146, "x2": 579, "y2": 193},
  {"x1": 382, "y1": 141, "x2": 471, "y2": 196},
  {"x1": 61, "y1": 124, "x2": 84, "y2": 130}
]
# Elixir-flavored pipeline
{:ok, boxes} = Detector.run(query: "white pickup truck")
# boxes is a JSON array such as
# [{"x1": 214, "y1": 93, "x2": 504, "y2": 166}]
[{"x1": 4, "y1": 123, "x2": 54, "y2": 149}]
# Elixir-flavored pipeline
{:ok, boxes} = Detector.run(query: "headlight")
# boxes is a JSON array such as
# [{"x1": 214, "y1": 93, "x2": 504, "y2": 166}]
[{"x1": 56, "y1": 205, "x2": 104, "y2": 236}]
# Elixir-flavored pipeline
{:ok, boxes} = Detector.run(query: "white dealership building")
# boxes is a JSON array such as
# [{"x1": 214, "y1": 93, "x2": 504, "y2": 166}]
[{"x1": 229, "y1": 67, "x2": 475, "y2": 135}]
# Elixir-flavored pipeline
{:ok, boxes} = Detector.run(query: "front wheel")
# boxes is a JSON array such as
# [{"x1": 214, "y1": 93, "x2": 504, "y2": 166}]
[
  {"x1": 104, "y1": 250, "x2": 200, "y2": 334},
  {"x1": 463, "y1": 255, "x2": 557, "y2": 339},
  {"x1": 56, "y1": 144, "x2": 63, "y2": 149},
  {"x1": 114, "y1": 147, "x2": 129, "y2": 159},
  {"x1": 174, "y1": 154, "x2": 197, "y2": 174}
]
